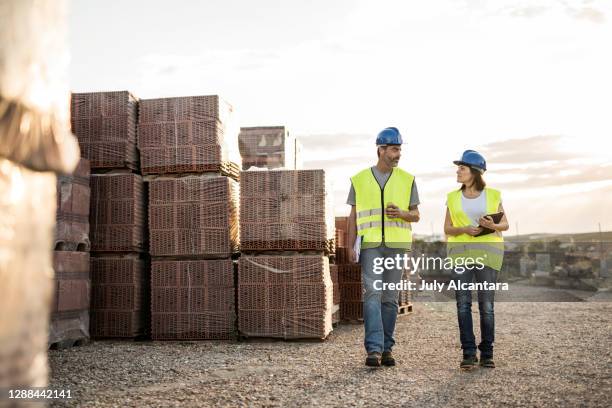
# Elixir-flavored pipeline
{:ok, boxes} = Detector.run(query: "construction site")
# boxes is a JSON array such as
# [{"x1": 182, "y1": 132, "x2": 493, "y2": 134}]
[
  {"x1": 1, "y1": 1, "x2": 611, "y2": 407},
  {"x1": 30, "y1": 90, "x2": 612, "y2": 408}
]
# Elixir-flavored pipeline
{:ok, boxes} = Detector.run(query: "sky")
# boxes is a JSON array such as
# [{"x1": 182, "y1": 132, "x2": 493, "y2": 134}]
[{"x1": 68, "y1": 0, "x2": 612, "y2": 235}]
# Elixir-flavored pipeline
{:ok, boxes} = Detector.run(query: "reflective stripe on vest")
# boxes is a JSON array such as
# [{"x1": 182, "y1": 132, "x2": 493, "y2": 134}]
[
  {"x1": 357, "y1": 220, "x2": 412, "y2": 232},
  {"x1": 351, "y1": 167, "x2": 414, "y2": 249},
  {"x1": 446, "y1": 187, "x2": 505, "y2": 271},
  {"x1": 356, "y1": 208, "x2": 383, "y2": 218}
]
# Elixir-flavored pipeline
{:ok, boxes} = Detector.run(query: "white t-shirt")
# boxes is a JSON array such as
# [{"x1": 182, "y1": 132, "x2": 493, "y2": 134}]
[{"x1": 461, "y1": 191, "x2": 487, "y2": 227}]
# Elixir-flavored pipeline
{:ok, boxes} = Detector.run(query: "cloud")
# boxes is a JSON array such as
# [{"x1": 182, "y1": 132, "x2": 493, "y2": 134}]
[
  {"x1": 299, "y1": 132, "x2": 371, "y2": 148},
  {"x1": 305, "y1": 155, "x2": 369, "y2": 169},
  {"x1": 494, "y1": 163, "x2": 612, "y2": 188},
  {"x1": 508, "y1": 5, "x2": 550, "y2": 18},
  {"x1": 567, "y1": 6, "x2": 606, "y2": 23},
  {"x1": 479, "y1": 134, "x2": 579, "y2": 164},
  {"x1": 461, "y1": 0, "x2": 607, "y2": 24}
]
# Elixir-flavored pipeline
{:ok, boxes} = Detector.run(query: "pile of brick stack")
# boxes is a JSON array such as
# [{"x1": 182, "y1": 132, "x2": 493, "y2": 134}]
[
  {"x1": 334, "y1": 217, "x2": 360, "y2": 321},
  {"x1": 334, "y1": 216, "x2": 413, "y2": 322},
  {"x1": 138, "y1": 95, "x2": 240, "y2": 177},
  {"x1": 139, "y1": 95, "x2": 240, "y2": 340},
  {"x1": 238, "y1": 169, "x2": 336, "y2": 339},
  {"x1": 238, "y1": 126, "x2": 302, "y2": 170},
  {"x1": 50, "y1": 159, "x2": 91, "y2": 348},
  {"x1": 71, "y1": 91, "x2": 149, "y2": 338}
]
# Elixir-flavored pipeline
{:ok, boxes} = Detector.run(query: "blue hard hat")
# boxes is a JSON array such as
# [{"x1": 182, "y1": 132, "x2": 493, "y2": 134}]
[
  {"x1": 453, "y1": 150, "x2": 487, "y2": 173},
  {"x1": 376, "y1": 127, "x2": 403, "y2": 145}
]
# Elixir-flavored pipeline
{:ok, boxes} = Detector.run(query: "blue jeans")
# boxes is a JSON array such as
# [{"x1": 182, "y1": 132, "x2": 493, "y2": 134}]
[
  {"x1": 360, "y1": 247, "x2": 405, "y2": 353},
  {"x1": 454, "y1": 265, "x2": 496, "y2": 358}
]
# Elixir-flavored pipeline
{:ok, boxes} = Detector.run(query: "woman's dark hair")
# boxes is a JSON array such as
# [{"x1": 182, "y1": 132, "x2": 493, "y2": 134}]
[{"x1": 460, "y1": 167, "x2": 486, "y2": 191}]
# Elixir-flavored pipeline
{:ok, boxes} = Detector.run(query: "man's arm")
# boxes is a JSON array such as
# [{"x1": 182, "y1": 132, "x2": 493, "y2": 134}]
[
  {"x1": 402, "y1": 205, "x2": 420, "y2": 223},
  {"x1": 347, "y1": 205, "x2": 357, "y2": 263}
]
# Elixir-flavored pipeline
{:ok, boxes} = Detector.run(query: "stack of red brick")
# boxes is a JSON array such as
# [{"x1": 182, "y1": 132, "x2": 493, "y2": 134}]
[
  {"x1": 71, "y1": 91, "x2": 139, "y2": 170},
  {"x1": 334, "y1": 217, "x2": 363, "y2": 321},
  {"x1": 151, "y1": 259, "x2": 235, "y2": 340},
  {"x1": 240, "y1": 170, "x2": 334, "y2": 252},
  {"x1": 238, "y1": 169, "x2": 335, "y2": 339},
  {"x1": 138, "y1": 95, "x2": 240, "y2": 177},
  {"x1": 71, "y1": 91, "x2": 148, "y2": 338},
  {"x1": 238, "y1": 126, "x2": 302, "y2": 170},
  {"x1": 238, "y1": 256, "x2": 333, "y2": 338},
  {"x1": 139, "y1": 95, "x2": 240, "y2": 340},
  {"x1": 50, "y1": 159, "x2": 91, "y2": 348}
]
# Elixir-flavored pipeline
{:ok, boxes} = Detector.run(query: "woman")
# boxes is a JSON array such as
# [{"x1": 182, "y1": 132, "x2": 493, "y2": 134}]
[{"x1": 444, "y1": 150, "x2": 509, "y2": 370}]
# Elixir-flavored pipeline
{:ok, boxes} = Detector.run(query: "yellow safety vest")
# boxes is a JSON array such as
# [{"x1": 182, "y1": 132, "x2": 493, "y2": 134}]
[
  {"x1": 351, "y1": 167, "x2": 414, "y2": 249},
  {"x1": 446, "y1": 187, "x2": 504, "y2": 271}
]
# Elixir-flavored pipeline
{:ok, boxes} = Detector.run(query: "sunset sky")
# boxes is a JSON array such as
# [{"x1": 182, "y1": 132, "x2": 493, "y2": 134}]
[{"x1": 69, "y1": 0, "x2": 611, "y2": 235}]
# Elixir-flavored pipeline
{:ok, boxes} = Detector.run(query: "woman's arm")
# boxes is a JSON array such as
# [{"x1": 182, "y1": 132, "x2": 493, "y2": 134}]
[{"x1": 444, "y1": 207, "x2": 482, "y2": 236}]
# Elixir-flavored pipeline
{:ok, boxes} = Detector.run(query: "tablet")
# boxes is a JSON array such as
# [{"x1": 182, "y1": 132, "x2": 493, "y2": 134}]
[{"x1": 475, "y1": 212, "x2": 504, "y2": 236}]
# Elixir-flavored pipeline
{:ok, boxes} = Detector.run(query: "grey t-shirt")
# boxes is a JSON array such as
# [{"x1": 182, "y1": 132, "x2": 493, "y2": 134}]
[{"x1": 346, "y1": 166, "x2": 419, "y2": 208}]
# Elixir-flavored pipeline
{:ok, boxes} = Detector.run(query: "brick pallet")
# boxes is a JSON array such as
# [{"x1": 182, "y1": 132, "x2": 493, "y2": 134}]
[
  {"x1": 138, "y1": 95, "x2": 240, "y2": 177},
  {"x1": 140, "y1": 94, "x2": 241, "y2": 341},
  {"x1": 71, "y1": 90, "x2": 151, "y2": 339},
  {"x1": 50, "y1": 251, "x2": 91, "y2": 348},
  {"x1": 55, "y1": 159, "x2": 91, "y2": 251},
  {"x1": 50, "y1": 158, "x2": 91, "y2": 349},
  {"x1": 151, "y1": 259, "x2": 236, "y2": 340},
  {"x1": 337, "y1": 264, "x2": 363, "y2": 321},
  {"x1": 90, "y1": 256, "x2": 148, "y2": 338},
  {"x1": 71, "y1": 91, "x2": 139, "y2": 170},
  {"x1": 238, "y1": 169, "x2": 336, "y2": 339},
  {"x1": 240, "y1": 169, "x2": 335, "y2": 253},
  {"x1": 238, "y1": 255, "x2": 333, "y2": 339},
  {"x1": 238, "y1": 126, "x2": 300, "y2": 170},
  {"x1": 148, "y1": 175, "x2": 239, "y2": 258},
  {"x1": 89, "y1": 173, "x2": 146, "y2": 253}
]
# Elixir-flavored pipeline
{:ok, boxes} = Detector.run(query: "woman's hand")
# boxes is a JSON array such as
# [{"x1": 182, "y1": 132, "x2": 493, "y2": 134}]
[
  {"x1": 478, "y1": 215, "x2": 497, "y2": 230},
  {"x1": 463, "y1": 226, "x2": 483, "y2": 236}
]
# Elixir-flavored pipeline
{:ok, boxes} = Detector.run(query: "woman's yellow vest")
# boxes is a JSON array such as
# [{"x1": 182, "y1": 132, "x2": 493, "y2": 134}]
[
  {"x1": 446, "y1": 187, "x2": 504, "y2": 271},
  {"x1": 351, "y1": 167, "x2": 414, "y2": 250}
]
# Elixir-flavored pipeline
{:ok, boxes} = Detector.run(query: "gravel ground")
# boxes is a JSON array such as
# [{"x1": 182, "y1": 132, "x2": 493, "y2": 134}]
[{"x1": 49, "y1": 290, "x2": 611, "y2": 407}]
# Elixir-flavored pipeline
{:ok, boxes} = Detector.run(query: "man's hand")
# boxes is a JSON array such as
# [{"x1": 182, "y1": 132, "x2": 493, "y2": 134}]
[
  {"x1": 385, "y1": 203, "x2": 403, "y2": 218},
  {"x1": 463, "y1": 226, "x2": 483, "y2": 236}
]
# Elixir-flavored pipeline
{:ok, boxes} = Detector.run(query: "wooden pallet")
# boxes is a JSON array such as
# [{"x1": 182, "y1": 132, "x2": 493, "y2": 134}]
[
  {"x1": 142, "y1": 161, "x2": 240, "y2": 182},
  {"x1": 48, "y1": 337, "x2": 90, "y2": 350}
]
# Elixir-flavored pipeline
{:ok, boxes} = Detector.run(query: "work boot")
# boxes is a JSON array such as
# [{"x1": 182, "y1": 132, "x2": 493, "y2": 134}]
[
  {"x1": 460, "y1": 355, "x2": 478, "y2": 370},
  {"x1": 381, "y1": 351, "x2": 396, "y2": 367},
  {"x1": 479, "y1": 356, "x2": 495, "y2": 368},
  {"x1": 365, "y1": 352, "x2": 381, "y2": 367}
]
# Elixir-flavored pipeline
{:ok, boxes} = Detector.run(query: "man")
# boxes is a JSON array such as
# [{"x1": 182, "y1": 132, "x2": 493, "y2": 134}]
[{"x1": 346, "y1": 127, "x2": 420, "y2": 367}]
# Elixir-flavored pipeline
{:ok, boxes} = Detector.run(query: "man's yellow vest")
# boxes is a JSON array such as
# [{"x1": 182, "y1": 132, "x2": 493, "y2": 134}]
[
  {"x1": 351, "y1": 167, "x2": 414, "y2": 249},
  {"x1": 446, "y1": 187, "x2": 504, "y2": 271}
]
